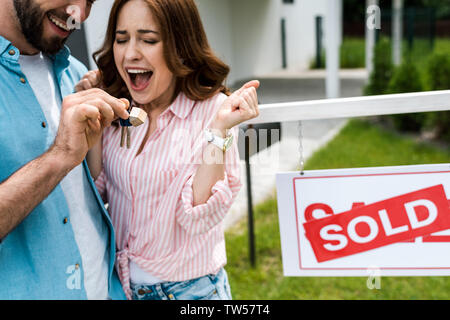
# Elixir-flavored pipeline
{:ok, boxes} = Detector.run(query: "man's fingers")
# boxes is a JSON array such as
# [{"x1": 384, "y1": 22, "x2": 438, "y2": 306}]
[
  {"x1": 82, "y1": 91, "x2": 129, "y2": 120},
  {"x1": 64, "y1": 89, "x2": 130, "y2": 120},
  {"x1": 84, "y1": 98, "x2": 115, "y2": 128},
  {"x1": 87, "y1": 117, "x2": 101, "y2": 133},
  {"x1": 119, "y1": 98, "x2": 130, "y2": 111},
  {"x1": 72, "y1": 103, "x2": 101, "y2": 124}
]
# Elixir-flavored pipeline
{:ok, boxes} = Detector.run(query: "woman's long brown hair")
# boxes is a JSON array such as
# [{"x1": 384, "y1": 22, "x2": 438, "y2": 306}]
[{"x1": 93, "y1": 0, "x2": 231, "y2": 104}]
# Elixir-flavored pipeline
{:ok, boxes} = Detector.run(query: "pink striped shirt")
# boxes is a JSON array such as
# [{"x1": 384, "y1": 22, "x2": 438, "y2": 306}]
[{"x1": 95, "y1": 92, "x2": 241, "y2": 299}]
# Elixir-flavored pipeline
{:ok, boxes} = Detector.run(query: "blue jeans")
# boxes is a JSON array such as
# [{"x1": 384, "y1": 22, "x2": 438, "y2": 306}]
[{"x1": 130, "y1": 268, "x2": 232, "y2": 300}]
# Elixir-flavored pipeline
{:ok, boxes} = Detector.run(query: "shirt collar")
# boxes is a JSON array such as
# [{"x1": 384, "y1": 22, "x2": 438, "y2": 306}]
[
  {"x1": 0, "y1": 35, "x2": 70, "y2": 65},
  {"x1": 0, "y1": 35, "x2": 19, "y2": 61},
  {"x1": 165, "y1": 91, "x2": 196, "y2": 120},
  {"x1": 46, "y1": 45, "x2": 71, "y2": 70},
  {"x1": 0, "y1": 36, "x2": 11, "y2": 56}
]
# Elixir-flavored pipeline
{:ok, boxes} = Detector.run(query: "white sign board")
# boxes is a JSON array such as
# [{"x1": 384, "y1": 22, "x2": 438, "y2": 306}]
[{"x1": 276, "y1": 164, "x2": 450, "y2": 277}]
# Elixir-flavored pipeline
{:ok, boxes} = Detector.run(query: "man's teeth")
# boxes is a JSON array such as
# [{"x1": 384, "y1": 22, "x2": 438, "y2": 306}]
[
  {"x1": 48, "y1": 14, "x2": 70, "y2": 32},
  {"x1": 128, "y1": 70, "x2": 152, "y2": 74}
]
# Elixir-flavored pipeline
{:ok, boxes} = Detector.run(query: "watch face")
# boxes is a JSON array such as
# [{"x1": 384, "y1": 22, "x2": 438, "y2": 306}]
[{"x1": 224, "y1": 135, "x2": 234, "y2": 151}]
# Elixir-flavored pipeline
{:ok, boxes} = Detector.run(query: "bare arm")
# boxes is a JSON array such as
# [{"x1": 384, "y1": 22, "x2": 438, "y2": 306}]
[
  {"x1": 87, "y1": 137, "x2": 103, "y2": 181},
  {"x1": 192, "y1": 133, "x2": 226, "y2": 206},
  {"x1": 0, "y1": 147, "x2": 71, "y2": 239},
  {"x1": 192, "y1": 81, "x2": 260, "y2": 206},
  {"x1": 77, "y1": 70, "x2": 106, "y2": 181},
  {"x1": 0, "y1": 88, "x2": 129, "y2": 240}
]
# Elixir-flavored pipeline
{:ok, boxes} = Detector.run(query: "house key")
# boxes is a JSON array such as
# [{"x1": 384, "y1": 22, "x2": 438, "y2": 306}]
[{"x1": 120, "y1": 103, "x2": 148, "y2": 149}]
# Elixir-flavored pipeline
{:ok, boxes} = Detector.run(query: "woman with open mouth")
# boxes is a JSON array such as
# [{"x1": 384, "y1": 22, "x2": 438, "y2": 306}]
[{"x1": 76, "y1": 0, "x2": 260, "y2": 300}]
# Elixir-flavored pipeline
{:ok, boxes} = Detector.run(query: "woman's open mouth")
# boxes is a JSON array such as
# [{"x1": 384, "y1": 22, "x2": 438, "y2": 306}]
[
  {"x1": 46, "y1": 12, "x2": 71, "y2": 37},
  {"x1": 127, "y1": 69, "x2": 153, "y2": 91}
]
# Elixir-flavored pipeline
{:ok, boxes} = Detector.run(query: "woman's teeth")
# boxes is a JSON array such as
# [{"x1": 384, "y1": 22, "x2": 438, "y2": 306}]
[
  {"x1": 47, "y1": 13, "x2": 70, "y2": 32},
  {"x1": 128, "y1": 69, "x2": 152, "y2": 74}
]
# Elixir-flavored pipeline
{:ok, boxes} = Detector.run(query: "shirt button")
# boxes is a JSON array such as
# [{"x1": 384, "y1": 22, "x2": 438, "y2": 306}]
[
  {"x1": 63, "y1": 217, "x2": 68, "y2": 224},
  {"x1": 20, "y1": 77, "x2": 26, "y2": 84},
  {"x1": 8, "y1": 49, "x2": 15, "y2": 56},
  {"x1": 75, "y1": 264, "x2": 80, "y2": 270},
  {"x1": 168, "y1": 293, "x2": 174, "y2": 299},
  {"x1": 41, "y1": 121, "x2": 47, "y2": 128}
]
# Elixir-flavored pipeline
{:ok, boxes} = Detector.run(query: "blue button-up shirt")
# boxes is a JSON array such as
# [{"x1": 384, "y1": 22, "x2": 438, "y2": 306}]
[{"x1": 0, "y1": 36, "x2": 125, "y2": 300}]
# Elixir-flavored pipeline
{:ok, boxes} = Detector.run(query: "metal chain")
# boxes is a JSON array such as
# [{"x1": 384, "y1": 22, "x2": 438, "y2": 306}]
[{"x1": 298, "y1": 120, "x2": 305, "y2": 175}]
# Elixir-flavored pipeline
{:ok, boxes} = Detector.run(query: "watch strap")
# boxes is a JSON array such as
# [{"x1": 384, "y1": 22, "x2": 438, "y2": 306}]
[{"x1": 205, "y1": 129, "x2": 233, "y2": 152}]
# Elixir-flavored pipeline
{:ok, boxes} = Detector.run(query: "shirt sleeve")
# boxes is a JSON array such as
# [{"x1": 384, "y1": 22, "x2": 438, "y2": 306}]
[{"x1": 177, "y1": 127, "x2": 242, "y2": 235}]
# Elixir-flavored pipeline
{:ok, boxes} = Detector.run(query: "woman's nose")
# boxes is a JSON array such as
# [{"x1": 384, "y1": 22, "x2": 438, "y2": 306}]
[{"x1": 124, "y1": 42, "x2": 143, "y2": 61}]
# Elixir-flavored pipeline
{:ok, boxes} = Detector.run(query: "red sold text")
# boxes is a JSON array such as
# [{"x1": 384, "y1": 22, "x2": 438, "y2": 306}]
[{"x1": 303, "y1": 185, "x2": 450, "y2": 262}]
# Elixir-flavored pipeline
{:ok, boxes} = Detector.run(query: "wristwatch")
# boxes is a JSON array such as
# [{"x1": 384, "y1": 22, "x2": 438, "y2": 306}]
[{"x1": 204, "y1": 129, "x2": 234, "y2": 152}]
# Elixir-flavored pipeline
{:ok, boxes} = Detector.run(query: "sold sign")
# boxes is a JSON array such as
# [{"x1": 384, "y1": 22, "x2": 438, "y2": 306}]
[{"x1": 303, "y1": 185, "x2": 450, "y2": 263}]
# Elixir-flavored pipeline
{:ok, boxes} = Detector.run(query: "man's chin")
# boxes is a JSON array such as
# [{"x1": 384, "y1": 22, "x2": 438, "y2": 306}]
[{"x1": 37, "y1": 35, "x2": 68, "y2": 55}]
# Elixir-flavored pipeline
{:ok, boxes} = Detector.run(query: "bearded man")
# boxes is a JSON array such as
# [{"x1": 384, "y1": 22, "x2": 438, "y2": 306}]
[{"x1": 0, "y1": 0, "x2": 128, "y2": 299}]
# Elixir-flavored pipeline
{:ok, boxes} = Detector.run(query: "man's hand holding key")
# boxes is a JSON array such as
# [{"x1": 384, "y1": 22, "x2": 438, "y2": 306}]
[{"x1": 52, "y1": 88, "x2": 130, "y2": 169}]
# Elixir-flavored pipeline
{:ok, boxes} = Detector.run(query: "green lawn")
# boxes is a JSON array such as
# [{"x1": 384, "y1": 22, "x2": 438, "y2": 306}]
[{"x1": 225, "y1": 119, "x2": 450, "y2": 300}]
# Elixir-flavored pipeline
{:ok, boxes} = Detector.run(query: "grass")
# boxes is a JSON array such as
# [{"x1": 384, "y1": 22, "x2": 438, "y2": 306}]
[
  {"x1": 340, "y1": 37, "x2": 366, "y2": 68},
  {"x1": 225, "y1": 119, "x2": 450, "y2": 300},
  {"x1": 310, "y1": 37, "x2": 366, "y2": 69}
]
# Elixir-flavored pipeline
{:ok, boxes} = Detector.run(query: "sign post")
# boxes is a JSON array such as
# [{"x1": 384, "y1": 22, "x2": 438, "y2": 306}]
[{"x1": 240, "y1": 123, "x2": 282, "y2": 267}]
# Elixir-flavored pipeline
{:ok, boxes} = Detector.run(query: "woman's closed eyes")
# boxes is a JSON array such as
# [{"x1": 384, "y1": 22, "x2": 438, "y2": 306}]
[{"x1": 115, "y1": 38, "x2": 159, "y2": 45}]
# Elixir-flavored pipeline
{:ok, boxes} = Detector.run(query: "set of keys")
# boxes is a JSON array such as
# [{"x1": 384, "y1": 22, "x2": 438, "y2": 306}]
[{"x1": 120, "y1": 103, "x2": 148, "y2": 149}]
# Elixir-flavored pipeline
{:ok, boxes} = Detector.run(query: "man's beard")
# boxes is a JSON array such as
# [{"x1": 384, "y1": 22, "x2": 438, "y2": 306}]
[{"x1": 13, "y1": 0, "x2": 70, "y2": 55}]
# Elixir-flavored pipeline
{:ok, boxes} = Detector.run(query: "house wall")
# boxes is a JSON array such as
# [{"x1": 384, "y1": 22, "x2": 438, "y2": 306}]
[
  {"x1": 82, "y1": 0, "x2": 330, "y2": 84},
  {"x1": 84, "y1": 0, "x2": 114, "y2": 69},
  {"x1": 197, "y1": 0, "x2": 328, "y2": 84}
]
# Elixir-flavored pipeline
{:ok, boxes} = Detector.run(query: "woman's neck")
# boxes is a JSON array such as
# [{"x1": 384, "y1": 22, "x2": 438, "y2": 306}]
[{"x1": 138, "y1": 84, "x2": 178, "y2": 116}]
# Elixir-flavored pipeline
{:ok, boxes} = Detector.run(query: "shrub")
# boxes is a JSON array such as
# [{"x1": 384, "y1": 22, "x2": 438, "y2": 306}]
[
  {"x1": 387, "y1": 59, "x2": 424, "y2": 94},
  {"x1": 309, "y1": 38, "x2": 365, "y2": 69},
  {"x1": 340, "y1": 38, "x2": 365, "y2": 68},
  {"x1": 363, "y1": 37, "x2": 394, "y2": 96},
  {"x1": 309, "y1": 49, "x2": 325, "y2": 69},
  {"x1": 426, "y1": 52, "x2": 450, "y2": 90},
  {"x1": 424, "y1": 52, "x2": 450, "y2": 142},
  {"x1": 386, "y1": 59, "x2": 425, "y2": 132}
]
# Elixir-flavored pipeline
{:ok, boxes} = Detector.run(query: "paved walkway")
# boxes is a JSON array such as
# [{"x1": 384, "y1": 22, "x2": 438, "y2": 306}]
[{"x1": 224, "y1": 69, "x2": 367, "y2": 230}]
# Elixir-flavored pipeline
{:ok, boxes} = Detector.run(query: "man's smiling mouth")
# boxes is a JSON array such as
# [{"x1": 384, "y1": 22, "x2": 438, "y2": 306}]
[{"x1": 47, "y1": 12, "x2": 70, "y2": 32}]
